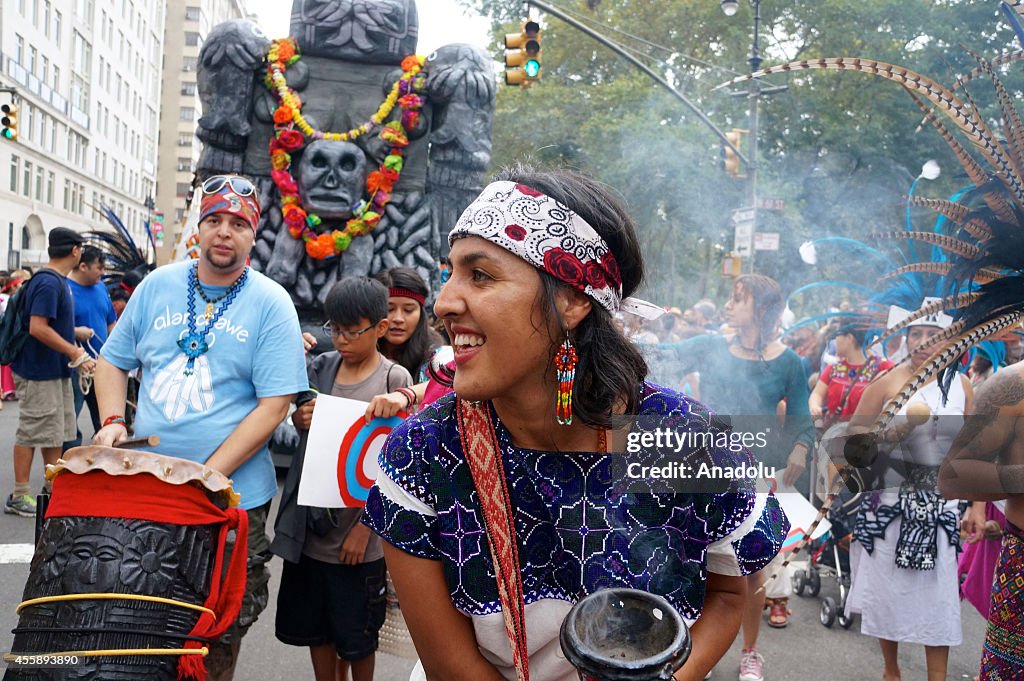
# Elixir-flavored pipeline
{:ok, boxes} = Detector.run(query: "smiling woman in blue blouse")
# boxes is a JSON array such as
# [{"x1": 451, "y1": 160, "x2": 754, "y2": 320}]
[{"x1": 362, "y1": 165, "x2": 789, "y2": 681}]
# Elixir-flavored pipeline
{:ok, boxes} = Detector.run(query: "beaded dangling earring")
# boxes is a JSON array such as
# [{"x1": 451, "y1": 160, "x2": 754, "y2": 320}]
[{"x1": 554, "y1": 332, "x2": 578, "y2": 425}]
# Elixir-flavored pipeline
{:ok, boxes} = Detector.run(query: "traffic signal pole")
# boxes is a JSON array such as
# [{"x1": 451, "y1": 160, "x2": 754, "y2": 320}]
[{"x1": 524, "y1": 0, "x2": 747, "y2": 164}]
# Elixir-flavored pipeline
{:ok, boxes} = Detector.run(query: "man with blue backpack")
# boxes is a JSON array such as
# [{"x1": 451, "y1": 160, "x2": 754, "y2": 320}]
[{"x1": 2, "y1": 227, "x2": 94, "y2": 517}]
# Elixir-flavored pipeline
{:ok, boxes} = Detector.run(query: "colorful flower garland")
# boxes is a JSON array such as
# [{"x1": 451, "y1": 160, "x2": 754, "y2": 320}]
[{"x1": 264, "y1": 37, "x2": 427, "y2": 259}]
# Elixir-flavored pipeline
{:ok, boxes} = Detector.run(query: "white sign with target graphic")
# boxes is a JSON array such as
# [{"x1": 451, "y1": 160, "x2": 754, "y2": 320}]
[{"x1": 297, "y1": 394, "x2": 405, "y2": 508}]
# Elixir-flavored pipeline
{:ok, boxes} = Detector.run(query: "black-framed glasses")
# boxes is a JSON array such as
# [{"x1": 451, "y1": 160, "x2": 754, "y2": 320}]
[
  {"x1": 202, "y1": 175, "x2": 256, "y2": 197},
  {"x1": 322, "y1": 322, "x2": 376, "y2": 341}
]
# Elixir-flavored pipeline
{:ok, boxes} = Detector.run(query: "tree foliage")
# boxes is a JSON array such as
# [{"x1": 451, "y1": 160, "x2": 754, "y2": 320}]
[{"x1": 457, "y1": 0, "x2": 1024, "y2": 313}]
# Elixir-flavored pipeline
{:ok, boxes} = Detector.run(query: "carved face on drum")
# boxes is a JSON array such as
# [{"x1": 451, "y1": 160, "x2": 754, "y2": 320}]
[
  {"x1": 63, "y1": 534, "x2": 124, "y2": 597},
  {"x1": 296, "y1": 140, "x2": 368, "y2": 220}
]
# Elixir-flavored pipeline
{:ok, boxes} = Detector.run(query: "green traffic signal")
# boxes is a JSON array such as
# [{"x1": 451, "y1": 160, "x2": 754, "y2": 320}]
[
  {"x1": 524, "y1": 60, "x2": 541, "y2": 78},
  {"x1": 1, "y1": 129, "x2": 12, "y2": 140}
]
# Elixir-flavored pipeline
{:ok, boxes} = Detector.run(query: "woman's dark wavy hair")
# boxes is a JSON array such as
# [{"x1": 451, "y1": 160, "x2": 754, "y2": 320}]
[
  {"x1": 373, "y1": 266, "x2": 443, "y2": 376},
  {"x1": 734, "y1": 274, "x2": 784, "y2": 353},
  {"x1": 491, "y1": 163, "x2": 648, "y2": 427}
]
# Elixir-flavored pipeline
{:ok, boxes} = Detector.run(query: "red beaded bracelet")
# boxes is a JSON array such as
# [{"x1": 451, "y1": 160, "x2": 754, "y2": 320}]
[{"x1": 102, "y1": 415, "x2": 126, "y2": 428}]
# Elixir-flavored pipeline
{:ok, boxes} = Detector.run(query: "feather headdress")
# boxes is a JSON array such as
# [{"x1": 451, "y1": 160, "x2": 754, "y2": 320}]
[
  {"x1": 719, "y1": 0, "x2": 1024, "y2": 575},
  {"x1": 85, "y1": 203, "x2": 155, "y2": 293}
]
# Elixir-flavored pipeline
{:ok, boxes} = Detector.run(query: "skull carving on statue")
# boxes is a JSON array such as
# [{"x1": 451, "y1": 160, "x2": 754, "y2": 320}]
[{"x1": 296, "y1": 140, "x2": 368, "y2": 220}]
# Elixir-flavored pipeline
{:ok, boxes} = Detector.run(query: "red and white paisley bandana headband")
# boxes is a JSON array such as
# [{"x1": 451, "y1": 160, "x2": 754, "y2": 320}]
[{"x1": 449, "y1": 181, "x2": 663, "y2": 319}]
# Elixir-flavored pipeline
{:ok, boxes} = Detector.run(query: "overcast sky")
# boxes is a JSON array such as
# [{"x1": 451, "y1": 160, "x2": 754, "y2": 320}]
[{"x1": 246, "y1": 0, "x2": 492, "y2": 54}]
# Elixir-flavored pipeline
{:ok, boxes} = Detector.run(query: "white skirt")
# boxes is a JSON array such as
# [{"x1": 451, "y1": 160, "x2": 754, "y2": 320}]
[{"x1": 847, "y1": 517, "x2": 961, "y2": 646}]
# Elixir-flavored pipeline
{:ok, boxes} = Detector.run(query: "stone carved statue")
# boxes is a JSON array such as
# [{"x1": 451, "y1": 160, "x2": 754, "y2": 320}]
[{"x1": 195, "y1": 0, "x2": 496, "y2": 314}]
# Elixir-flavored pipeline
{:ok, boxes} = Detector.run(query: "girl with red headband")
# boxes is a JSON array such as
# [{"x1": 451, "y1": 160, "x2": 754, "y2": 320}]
[{"x1": 373, "y1": 267, "x2": 443, "y2": 380}]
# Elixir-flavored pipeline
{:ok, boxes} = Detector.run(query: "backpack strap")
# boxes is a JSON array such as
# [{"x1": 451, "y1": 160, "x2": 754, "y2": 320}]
[{"x1": 456, "y1": 399, "x2": 529, "y2": 681}]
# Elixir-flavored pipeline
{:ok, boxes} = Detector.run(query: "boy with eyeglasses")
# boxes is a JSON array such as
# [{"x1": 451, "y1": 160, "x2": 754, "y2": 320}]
[{"x1": 272, "y1": 275, "x2": 412, "y2": 681}]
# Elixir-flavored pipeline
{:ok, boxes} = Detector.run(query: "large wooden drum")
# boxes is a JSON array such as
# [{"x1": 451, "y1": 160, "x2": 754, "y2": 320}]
[{"x1": 3, "y1": 446, "x2": 246, "y2": 681}]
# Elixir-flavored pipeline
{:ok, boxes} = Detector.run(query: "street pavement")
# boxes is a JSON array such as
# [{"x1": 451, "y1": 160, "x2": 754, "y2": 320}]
[{"x1": 0, "y1": 400, "x2": 989, "y2": 680}]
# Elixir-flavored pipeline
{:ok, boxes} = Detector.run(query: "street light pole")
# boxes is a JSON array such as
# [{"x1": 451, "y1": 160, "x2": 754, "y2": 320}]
[
  {"x1": 746, "y1": 0, "x2": 761, "y2": 275},
  {"x1": 722, "y1": 0, "x2": 783, "y2": 274}
]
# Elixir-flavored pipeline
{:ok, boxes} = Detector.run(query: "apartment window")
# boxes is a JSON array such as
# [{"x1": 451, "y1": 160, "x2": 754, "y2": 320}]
[
  {"x1": 23, "y1": 162, "x2": 32, "y2": 198},
  {"x1": 184, "y1": 32, "x2": 200, "y2": 47},
  {"x1": 52, "y1": 65, "x2": 59, "y2": 91},
  {"x1": 176, "y1": 157, "x2": 192, "y2": 172},
  {"x1": 177, "y1": 134, "x2": 193, "y2": 146},
  {"x1": 185, "y1": 6, "x2": 200, "y2": 21},
  {"x1": 72, "y1": 31, "x2": 91, "y2": 74},
  {"x1": 63, "y1": 178, "x2": 70, "y2": 209},
  {"x1": 181, "y1": 82, "x2": 196, "y2": 96},
  {"x1": 71, "y1": 182, "x2": 79, "y2": 214},
  {"x1": 75, "y1": 0, "x2": 93, "y2": 23},
  {"x1": 175, "y1": 182, "x2": 190, "y2": 197},
  {"x1": 9, "y1": 156, "x2": 19, "y2": 193},
  {"x1": 34, "y1": 165, "x2": 43, "y2": 201},
  {"x1": 46, "y1": 171, "x2": 54, "y2": 205},
  {"x1": 31, "y1": 0, "x2": 39, "y2": 26},
  {"x1": 43, "y1": 1, "x2": 51, "y2": 37},
  {"x1": 18, "y1": 0, "x2": 25, "y2": 16},
  {"x1": 179, "y1": 107, "x2": 195, "y2": 122},
  {"x1": 24, "y1": 104, "x2": 34, "y2": 144},
  {"x1": 48, "y1": 118, "x2": 56, "y2": 152},
  {"x1": 182, "y1": 56, "x2": 198, "y2": 72},
  {"x1": 29, "y1": 47, "x2": 37, "y2": 77},
  {"x1": 71, "y1": 73, "x2": 89, "y2": 110},
  {"x1": 53, "y1": 10, "x2": 62, "y2": 47},
  {"x1": 41, "y1": 56, "x2": 49, "y2": 84},
  {"x1": 15, "y1": 35, "x2": 24, "y2": 65}
]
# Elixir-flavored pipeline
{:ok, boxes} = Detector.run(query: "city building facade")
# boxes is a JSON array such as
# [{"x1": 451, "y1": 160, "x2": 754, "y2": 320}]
[{"x1": 0, "y1": 0, "x2": 165, "y2": 270}]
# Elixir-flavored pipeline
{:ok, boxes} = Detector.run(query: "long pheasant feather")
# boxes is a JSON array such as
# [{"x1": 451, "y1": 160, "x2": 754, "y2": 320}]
[
  {"x1": 906, "y1": 90, "x2": 1016, "y2": 222},
  {"x1": 873, "y1": 293, "x2": 982, "y2": 347},
  {"x1": 872, "y1": 231, "x2": 980, "y2": 258},
  {"x1": 881, "y1": 262, "x2": 1001, "y2": 282},
  {"x1": 965, "y1": 47, "x2": 1024, "y2": 181}
]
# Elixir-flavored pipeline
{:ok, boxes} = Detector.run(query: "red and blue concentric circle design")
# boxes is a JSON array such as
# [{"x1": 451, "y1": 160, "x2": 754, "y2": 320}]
[{"x1": 337, "y1": 413, "x2": 406, "y2": 507}]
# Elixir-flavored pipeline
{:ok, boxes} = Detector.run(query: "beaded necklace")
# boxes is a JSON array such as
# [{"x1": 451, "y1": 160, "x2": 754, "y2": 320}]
[
  {"x1": 178, "y1": 263, "x2": 249, "y2": 376},
  {"x1": 194, "y1": 282, "x2": 234, "y2": 321}
]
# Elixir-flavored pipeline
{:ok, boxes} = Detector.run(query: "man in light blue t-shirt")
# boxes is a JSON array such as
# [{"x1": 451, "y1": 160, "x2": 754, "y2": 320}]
[{"x1": 94, "y1": 175, "x2": 307, "y2": 680}]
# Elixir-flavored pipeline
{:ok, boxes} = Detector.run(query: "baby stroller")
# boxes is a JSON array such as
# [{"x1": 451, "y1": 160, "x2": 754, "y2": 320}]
[{"x1": 792, "y1": 423, "x2": 865, "y2": 629}]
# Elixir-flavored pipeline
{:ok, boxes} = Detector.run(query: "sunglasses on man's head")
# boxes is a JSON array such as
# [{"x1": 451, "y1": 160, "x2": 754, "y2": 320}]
[{"x1": 202, "y1": 175, "x2": 256, "y2": 197}]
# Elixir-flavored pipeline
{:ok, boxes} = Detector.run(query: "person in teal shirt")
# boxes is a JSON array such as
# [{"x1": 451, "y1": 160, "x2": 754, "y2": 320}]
[{"x1": 646, "y1": 274, "x2": 814, "y2": 681}]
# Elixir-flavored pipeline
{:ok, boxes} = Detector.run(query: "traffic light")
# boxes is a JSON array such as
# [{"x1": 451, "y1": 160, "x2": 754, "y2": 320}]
[
  {"x1": 504, "y1": 20, "x2": 542, "y2": 88},
  {"x1": 1, "y1": 100, "x2": 17, "y2": 141},
  {"x1": 722, "y1": 128, "x2": 746, "y2": 178}
]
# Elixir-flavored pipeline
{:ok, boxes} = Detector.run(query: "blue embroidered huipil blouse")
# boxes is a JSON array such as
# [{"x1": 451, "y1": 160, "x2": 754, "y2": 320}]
[{"x1": 363, "y1": 384, "x2": 789, "y2": 681}]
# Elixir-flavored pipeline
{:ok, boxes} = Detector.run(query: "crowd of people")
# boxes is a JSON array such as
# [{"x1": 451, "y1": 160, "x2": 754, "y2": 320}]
[{"x1": 1, "y1": 169, "x2": 1021, "y2": 681}]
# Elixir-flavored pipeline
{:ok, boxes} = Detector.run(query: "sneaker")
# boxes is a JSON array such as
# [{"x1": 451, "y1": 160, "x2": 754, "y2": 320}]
[
  {"x1": 738, "y1": 648, "x2": 764, "y2": 681},
  {"x1": 4, "y1": 493, "x2": 36, "y2": 517}
]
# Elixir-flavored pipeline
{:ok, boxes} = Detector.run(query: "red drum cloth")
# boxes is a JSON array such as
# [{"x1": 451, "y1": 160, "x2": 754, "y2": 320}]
[{"x1": 47, "y1": 470, "x2": 249, "y2": 681}]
